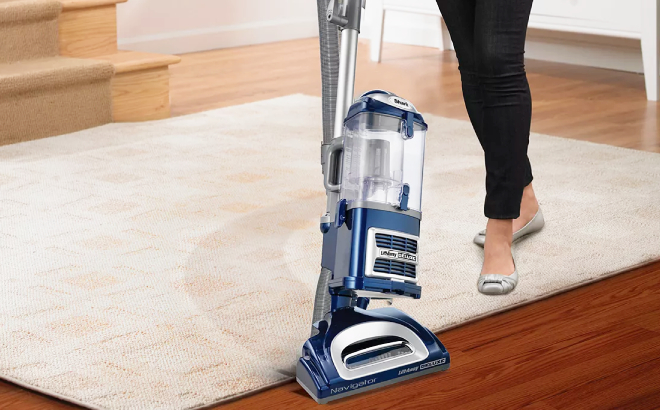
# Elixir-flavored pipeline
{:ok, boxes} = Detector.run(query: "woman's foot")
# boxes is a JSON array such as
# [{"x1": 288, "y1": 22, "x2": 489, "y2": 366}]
[
  {"x1": 473, "y1": 184, "x2": 543, "y2": 247},
  {"x1": 477, "y1": 219, "x2": 519, "y2": 295}
]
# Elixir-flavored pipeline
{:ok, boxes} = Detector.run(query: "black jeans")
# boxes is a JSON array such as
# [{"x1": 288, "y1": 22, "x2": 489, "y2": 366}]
[{"x1": 436, "y1": 0, "x2": 534, "y2": 219}]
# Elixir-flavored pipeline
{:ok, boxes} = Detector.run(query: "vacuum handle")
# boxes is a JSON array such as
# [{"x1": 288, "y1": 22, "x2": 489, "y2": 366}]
[
  {"x1": 324, "y1": 137, "x2": 344, "y2": 193},
  {"x1": 327, "y1": 0, "x2": 348, "y2": 26}
]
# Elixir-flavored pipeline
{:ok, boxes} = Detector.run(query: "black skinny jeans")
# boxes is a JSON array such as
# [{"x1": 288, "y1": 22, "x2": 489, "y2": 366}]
[{"x1": 436, "y1": 0, "x2": 534, "y2": 219}]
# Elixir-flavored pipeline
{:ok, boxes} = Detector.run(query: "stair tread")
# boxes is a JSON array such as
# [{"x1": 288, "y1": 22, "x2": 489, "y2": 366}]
[
  {"x1": 0, "y1": 56, "x2": 114, "y2": 95},
  {"x1": 0, "y1": 0, "x2": 61, "y2": 23},
  {"x1": 95, "y1": 51, "x2": 181, "y2": 74},
  {"x1": 60, "y1": 0, "x2": 126, "y2": 11}
]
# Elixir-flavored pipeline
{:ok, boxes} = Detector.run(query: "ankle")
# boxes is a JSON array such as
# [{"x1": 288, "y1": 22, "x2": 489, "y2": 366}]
[
  {"x1": 484, "y1": 236, "x2": 512, "y2": 253},
  {"x1": 521, "y1": 184, "x2": 539, "y2": 215},
  {"x1": 485, "y1": 219, "x2": 513, "y2": 241}
]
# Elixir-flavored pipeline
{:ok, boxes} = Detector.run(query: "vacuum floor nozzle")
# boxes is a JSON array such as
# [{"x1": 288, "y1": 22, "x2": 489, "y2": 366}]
[
  {"x1": 297, "y1": 362, "x2": 449, "y2": 404},
  {"x1": 296, "y1": 307, "x2": 450, "y2": 404}
]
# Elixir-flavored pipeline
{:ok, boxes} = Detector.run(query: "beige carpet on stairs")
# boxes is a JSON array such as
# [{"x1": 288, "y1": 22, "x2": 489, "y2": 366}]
[
  {"x1": 0, "y1": 57, "x2": 114, "y2": 145},
  {"x1": 0, "y1": 0, "x2": 114, "y2": 145},
  {"x1": 0, "y1": 0, "x2": 61, "y2": 63},
  {"x1": 0, "y1": 95, "x2": 659, "y2": 410}
]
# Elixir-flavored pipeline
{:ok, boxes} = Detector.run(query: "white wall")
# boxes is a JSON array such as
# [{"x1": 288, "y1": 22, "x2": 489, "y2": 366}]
[
  {"x1": 117, "y1": 0, "x2": 648, "y2": 75},
  {"x1": 117, "y1": 0, "x2": 318, "y2": 55}
]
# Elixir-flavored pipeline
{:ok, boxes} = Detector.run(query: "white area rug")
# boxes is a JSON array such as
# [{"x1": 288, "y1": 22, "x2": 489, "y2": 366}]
[{"x1": 1, "y1": 95, "x2": 659, "y2": 410}]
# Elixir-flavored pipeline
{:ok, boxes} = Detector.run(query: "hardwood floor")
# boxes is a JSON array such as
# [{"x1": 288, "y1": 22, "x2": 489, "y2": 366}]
[
  {"x1": 221, "y1": 262, "x2": 660, "y2": 410},
  {"x1": 1, "y1": 38, "x2": 658, "y2": 409},
  {"x1": 168, "y1": 38, "x2": 659, "y2": 152}
]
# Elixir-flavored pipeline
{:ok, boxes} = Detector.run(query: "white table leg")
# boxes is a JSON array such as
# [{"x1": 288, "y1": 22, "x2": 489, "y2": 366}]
[
  {"x1": 439, "y1": 17, "x2": 454, "y2": 51},
  {"x1": 369, "y1": 0, "x2": 386, "y2": 63},
  {"x1": 641, "y1": 0, "x2": 659, "y2": 101}
]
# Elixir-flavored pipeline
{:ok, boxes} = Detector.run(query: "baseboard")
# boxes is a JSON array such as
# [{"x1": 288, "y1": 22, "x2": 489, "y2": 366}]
[
  {"x1": 117, "y1": 18, "x2": 318, "y2": 55},
  {"x1": 363, "y1": 11, "x2": 645, "y2": 74},
  {"x1": 525, "y1": 29, "x2": 644, "y2": 73}
]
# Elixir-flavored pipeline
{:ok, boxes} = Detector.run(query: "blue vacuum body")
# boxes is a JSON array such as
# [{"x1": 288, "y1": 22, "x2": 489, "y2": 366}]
[{"x1": 296, "y1": 91, "x2": 450, "y2": 404}]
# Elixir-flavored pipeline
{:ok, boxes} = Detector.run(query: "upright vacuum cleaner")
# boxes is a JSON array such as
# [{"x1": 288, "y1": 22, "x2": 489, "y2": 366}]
[{"x1": 296, "y1": 0, "x2": 450, "y2": 404}]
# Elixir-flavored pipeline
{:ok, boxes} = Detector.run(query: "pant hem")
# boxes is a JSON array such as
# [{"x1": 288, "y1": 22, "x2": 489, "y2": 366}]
[{"x1": 485, "y1": 214, "x2": 521, "y2": 220}]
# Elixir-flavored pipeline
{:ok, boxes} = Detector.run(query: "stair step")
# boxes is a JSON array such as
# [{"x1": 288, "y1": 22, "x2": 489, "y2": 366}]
[
  {"x1": 0, "y1": 0, "x2": 60, "y2": 21},
  {"x1": 60, "y1": 0, "x2": 126, "y2": 11},
  {"x1": 0, "y1": 57, "x2": 114, "y2": 144},
  {"x1": 0, "y1": 0, "x2": 62, "y2": 63},
  {"x1": 96, "y1": 51, "x2": 181, "y2": 74},
  {"x1": 58, "y1": 0, "x2": 126, "y2": 58},
  {"x1": 95, "y1": 51, "x2": 181, "y2": 122},
  {"x1": 0, "y1": 56, "x2": 114, "y2": 95}
]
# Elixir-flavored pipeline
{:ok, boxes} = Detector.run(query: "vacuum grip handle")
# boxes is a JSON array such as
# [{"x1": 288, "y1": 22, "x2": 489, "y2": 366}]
[
  {"x1": 324, "y1": 137, "x2": 343, "y2": 193},
  {"x1": 327, "y1": 0, "x2": 348, "y2": 26}
]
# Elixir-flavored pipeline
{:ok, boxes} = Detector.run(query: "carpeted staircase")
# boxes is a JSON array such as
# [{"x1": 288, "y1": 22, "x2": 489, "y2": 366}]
[
  {"x1": 0, "y1": 0, "x2": 180, "y2": 146},
  {"x1": 0, "y1": 0, "x2": 60, "y2": 62},
  {"x1": 0, "y1": 0, "x2": 113, "y2": 145}
]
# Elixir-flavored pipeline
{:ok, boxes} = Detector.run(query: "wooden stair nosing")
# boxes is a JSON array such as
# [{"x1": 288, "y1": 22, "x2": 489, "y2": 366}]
[
  {"x1": 96, "y1": 51, "x2": 181, "y2": 74},
  {"x1": 92, "y1": 51, "x2": 180, "y2": 122},
  {"x1": 60, "y1": 0, "x2": 126, "y2": 11}
]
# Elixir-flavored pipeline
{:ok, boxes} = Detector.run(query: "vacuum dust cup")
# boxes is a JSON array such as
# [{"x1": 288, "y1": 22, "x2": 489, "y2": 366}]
[{"x1": 341, "y1": 91, "x2": 427, "y2": 212}]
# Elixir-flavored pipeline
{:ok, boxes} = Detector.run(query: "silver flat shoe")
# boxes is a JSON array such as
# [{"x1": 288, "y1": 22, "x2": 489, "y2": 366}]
[
  {"x1": 478, "y1": 270, "x2": 518, "y2": 295},
  {"x1": 474, "y1": 208, "x2": 545, "y2": 248}
]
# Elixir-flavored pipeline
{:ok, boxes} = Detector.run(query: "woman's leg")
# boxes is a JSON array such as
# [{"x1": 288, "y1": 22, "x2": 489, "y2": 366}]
[
  {"x1": 435, "y1": 0, "x2": 481, "y2": 150},
  {"x1": 473, "y1": 0, "x2": 535, "y2": 279},
  {"x1": 473, "y1": 0, "x2": 534, "y2": 220},
  {"x1": 438, "y1": 0, "x2": 538, "y2": 288},
  {"x1": 437, "y1": 0, "x2": 537, "y2": 231}
]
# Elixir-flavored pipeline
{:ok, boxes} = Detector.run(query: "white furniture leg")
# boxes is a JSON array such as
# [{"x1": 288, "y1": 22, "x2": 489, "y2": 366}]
[
  {"x1": 641, "y1": 0, "x2": 659, "y2": 101},
  {"x1": 440, "y1": 17, "x2": 454, "y2": 51},
  {"x1": 369, "y1": 2, "x2": 451, "y2": 63},
  {"x1": 370, "y1": 0, "x2": 386, "y2": 63}
]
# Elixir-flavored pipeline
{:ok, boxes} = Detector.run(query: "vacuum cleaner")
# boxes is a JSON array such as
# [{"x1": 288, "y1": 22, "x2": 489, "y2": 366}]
[{"x1": 296, "y1": 0, "x2": 450, "y2": 404}]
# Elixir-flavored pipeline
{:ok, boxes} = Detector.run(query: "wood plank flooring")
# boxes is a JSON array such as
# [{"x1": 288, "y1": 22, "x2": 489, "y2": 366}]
[
  {"x1": 219, "y1": 263, "x2": 660, "y2": 410},
  {"x1": 168, "y1": 38, "x2": 659, "y2": 152},
  {"x1": 1, "y1": 38, "x2": 658, "y2": 409}
]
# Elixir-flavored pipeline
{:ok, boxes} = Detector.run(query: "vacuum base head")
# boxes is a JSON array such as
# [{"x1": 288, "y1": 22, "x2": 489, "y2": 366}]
[
  {"x1": 296, "y1": 307, "x2": 450, "y2": 404},
  {"x1": 297, "y1": 362, "x2": 449, "y2": 404}
]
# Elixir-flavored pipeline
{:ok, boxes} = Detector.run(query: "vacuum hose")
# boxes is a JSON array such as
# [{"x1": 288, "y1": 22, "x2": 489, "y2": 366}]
[
  {"x1": 311, "y1": 0, "x2": 341, "y2": 332},
  {"x1": 317, "y1": 0, "x2": 340, "y2": 145}
]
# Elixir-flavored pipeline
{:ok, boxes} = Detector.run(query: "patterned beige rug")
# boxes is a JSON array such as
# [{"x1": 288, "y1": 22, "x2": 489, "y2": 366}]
[{"x1": 1, "y1": 95, "x2": 659, "y2": 410}]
